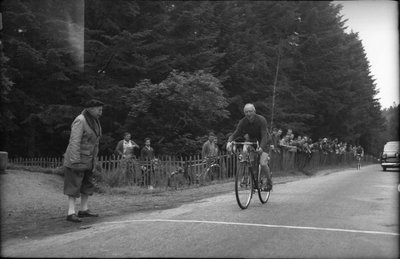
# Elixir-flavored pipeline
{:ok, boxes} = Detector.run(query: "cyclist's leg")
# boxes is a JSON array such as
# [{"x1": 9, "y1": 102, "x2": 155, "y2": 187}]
[{"x1": 260, "y1": 152, "x2": 272, "y2": 190}]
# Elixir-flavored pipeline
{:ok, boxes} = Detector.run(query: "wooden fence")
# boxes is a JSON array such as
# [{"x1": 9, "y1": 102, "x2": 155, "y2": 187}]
[
  {"x1": 8, "y1": 157, "x2": 64, "y2": 168},
  {"x1": 8, "y1": 150, "x2": 375, "y2": 189}
]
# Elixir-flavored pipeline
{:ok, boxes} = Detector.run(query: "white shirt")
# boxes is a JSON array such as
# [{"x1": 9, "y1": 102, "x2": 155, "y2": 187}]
[{"x1": 123, "y1": 140, "x2": 134, "y2": 158}]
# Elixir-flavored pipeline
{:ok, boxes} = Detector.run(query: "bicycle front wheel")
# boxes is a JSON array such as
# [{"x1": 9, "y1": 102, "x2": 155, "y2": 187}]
[
  {"x1": 258, "y1": 168, "x2": 271, "y2": 204},
  {"x1": 209, "y1": 164, "x2": 221, "y2": 181},
  {"x1": 235, "y1": 163, "x2": 253, "y2": 209}
]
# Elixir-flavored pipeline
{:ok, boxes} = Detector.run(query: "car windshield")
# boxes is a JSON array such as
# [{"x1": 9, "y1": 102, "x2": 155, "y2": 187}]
[{"x1": 384, "y1": 142, "x2": 399, "y2": 152}]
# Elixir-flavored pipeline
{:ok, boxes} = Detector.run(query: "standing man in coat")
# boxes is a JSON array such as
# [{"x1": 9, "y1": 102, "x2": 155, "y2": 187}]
[{"x1": 63, "y1": 99, "x2": 104, "y2": 222}]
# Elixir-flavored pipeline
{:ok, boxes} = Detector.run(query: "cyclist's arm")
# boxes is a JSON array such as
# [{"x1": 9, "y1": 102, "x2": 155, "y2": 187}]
[{"x1": 258, "y1": 116, "x2": 269, "y2": 152}]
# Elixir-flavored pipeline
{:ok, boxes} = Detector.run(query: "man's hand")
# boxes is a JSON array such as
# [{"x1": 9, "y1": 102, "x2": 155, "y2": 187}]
[{"x1": 226, "y1": 141, "x2": 233, "y2": 152}]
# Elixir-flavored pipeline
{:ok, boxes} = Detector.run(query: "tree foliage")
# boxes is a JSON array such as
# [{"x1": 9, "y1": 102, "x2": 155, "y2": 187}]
[{"x1": 2, "y1": 0, "x2": 389, "y2": 157}]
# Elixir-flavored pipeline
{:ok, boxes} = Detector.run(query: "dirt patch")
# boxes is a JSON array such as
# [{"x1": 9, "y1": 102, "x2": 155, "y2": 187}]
[{"x1": 0, "y1": 167, "x2": 346, "y2": 242}]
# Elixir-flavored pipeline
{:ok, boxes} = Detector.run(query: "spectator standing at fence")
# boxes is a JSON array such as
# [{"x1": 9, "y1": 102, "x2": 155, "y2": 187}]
[
  {"x1": 270, "y1": 128, "x2": 281, "y2": 153},
  {"x1": 140, "y1": 137, "x2": 155, "y2": 189},
  {"x1": 202, "y1": 131, "x2": 219, "y2": 159},
  {"x1": 63, "y1": 99, "x2": 104, "y2": 223},
  {"x1": 270, "y1": 128, "x2": 282, "y2": 171},
  {"x1": 289, "y1": 134, "x2": 298, "y2": 151},
  {"x1": 286, "y1": 129, "x2": 293, "y2": 138},
  {"x1": 140, "y1": 137, "x2": 155, "y2": 160},
  {"x1": 320, "y1": 138, "x2": 330, "y2": 155},
  {"x1": 114, "y1": 132, "x2": 139, "y2": 159},
  {"x1": 279, "y1": 134, "x2": 296, "y2": 171},
  {"x1": 114, "y1": 132, "x2": 139, "y2": 184},
  {"x1": 301, "y1": 136, "x2": 312, "y2": 155},
  {"x1": 279, "y1": 135, "x2": 292, "y2": 149}
]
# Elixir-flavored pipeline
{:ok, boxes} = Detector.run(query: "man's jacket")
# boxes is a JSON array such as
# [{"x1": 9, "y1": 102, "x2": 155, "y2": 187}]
[{"x1": 63, "y1": 113, "x2": 102, "y2": 170}]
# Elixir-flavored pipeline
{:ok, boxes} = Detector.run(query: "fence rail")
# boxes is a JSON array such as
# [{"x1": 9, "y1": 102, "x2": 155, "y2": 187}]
[
  {"x1": 8, "y1": 157, "x2": 64, "y2": 168},
  {"x1": 8, "y1": 150, "x2": 375, "y2": 189}
]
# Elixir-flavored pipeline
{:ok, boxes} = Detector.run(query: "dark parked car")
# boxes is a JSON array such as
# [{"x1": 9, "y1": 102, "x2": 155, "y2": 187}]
[{"x1": 380, "y1": 141, "x2": 400, "y2": 171}]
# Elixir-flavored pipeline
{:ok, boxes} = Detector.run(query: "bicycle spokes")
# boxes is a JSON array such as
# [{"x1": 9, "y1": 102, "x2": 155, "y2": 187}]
[{"x1": 235, "y1": 164, "x2": 253, "y2": 209}]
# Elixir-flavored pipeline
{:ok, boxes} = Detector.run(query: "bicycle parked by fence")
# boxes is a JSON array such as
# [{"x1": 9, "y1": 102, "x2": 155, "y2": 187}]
[
  {"x1": 231, "y1": 139, "x2": 271, "y2": 209},
  {"x1": 196, "y1": 156, "x2": 221, "y2": 185},
  {"x1": 167, "y1": 157, "x2": 220, "y2": 189},
  {"x1": 140, "y1": 158, "x2": 159, "y2": 189}
]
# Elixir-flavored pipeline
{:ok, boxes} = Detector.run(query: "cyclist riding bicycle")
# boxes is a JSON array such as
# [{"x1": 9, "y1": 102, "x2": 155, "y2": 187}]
[
  {"x1": 355, "y1": 145, "x2": 364, "y2": 158},
  {"x1": 226, "y1": 103, "x2": 273, "y2": 191}
]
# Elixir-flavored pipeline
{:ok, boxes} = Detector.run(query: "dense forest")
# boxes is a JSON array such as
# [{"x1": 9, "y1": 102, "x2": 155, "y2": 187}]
[{"x1": 1, "y1": 0, "x2": 398, "y2": 158}]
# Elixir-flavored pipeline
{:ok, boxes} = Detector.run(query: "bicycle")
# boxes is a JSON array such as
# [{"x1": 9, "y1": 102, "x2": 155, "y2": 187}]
[
  {"x1": 200, "y1": 156, "x2": 221, "y2": 184},
  {"x1": 140, "y1": 158, "x2": 159, "y2": 189},
  {"x1": 231, "y1": 140, "x2": 271, "y2": 209}
]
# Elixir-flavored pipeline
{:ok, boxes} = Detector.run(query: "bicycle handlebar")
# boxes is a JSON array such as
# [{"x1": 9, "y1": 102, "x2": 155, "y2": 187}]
[{"x1": 228, "y1": 140, "x2": 260, "y2": 155}]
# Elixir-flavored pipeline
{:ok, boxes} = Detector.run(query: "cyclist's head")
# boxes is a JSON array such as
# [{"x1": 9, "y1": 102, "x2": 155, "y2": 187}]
[{"x1": 244, "y1": 103, "x2": 256, "y2": 121}]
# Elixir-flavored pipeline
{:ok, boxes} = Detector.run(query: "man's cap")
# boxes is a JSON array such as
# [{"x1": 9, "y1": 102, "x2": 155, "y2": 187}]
[{"x1": 84, "y1": 99, "x2": 104, "y2": 108}]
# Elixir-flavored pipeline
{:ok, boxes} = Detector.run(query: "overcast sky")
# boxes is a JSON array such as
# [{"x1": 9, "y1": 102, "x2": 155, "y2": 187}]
[{"x1": 333, "y1": 0, "x2": 399, "y2": 109}]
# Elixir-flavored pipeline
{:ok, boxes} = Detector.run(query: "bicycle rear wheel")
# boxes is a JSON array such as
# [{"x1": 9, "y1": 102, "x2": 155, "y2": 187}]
[
  {"x1": 258, "y1": 168, "x2": 271, "y2": 204},
  {"x1": 235, "y1": 163, "x2": 253, "y2": 209},
  {"x1": 209, "y1": 164, "x2": 221, "y2": 181},
  {"x1": 202, "y1": 170, "x2": 212, "y2": 185}
]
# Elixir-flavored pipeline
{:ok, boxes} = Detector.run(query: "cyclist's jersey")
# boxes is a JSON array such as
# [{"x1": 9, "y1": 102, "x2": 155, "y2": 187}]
[{"x1": 228, "y1": 114, "x2": 268, "y2": 151}]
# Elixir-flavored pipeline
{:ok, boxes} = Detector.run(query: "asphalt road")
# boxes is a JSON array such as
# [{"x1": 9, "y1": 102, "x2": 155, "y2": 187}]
[{"x1": 2, "y1": 164, "x2": 399, "y2": 258}]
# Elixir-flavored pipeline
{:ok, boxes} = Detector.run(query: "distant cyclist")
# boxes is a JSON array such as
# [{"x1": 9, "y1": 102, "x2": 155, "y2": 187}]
[
  {"x1": 354, "y1": 145, "x2": 364, "y2": 170},
  {"x1": 355, "y1": 145, "x2": 364, "y2": 158},
  {"x1": 226, "y1": 103, "x2": 273, "y2": 191}
]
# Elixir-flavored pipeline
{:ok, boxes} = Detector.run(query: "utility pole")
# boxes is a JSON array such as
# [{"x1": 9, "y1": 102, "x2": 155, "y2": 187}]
[{"x1": 270, "y1": 49, "x2": 280, "y2": 132}]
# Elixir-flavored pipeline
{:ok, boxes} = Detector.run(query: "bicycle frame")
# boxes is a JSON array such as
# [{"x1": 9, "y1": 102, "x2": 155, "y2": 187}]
[
  {"x1": 233, "y1": 141, "x2": 260, "y2": 188},
  {"x1": 232, "y1": 140, "x2": 270, "y2": 209},
  {"x1": 196, "y1": 156, "x2": 220, "y2": 185}
]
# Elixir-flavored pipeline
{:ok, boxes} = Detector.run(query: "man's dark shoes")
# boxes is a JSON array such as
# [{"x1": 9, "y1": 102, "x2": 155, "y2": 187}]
[
  {"x1": 66, "y1": 214, "x2": 82, "y2": 223},
  {"x1": 78, "y1": 210, "x2": 99, "y2": 218}
]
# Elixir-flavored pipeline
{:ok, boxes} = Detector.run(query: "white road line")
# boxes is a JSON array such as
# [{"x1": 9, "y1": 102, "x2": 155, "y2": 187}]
[{"x1": 99, "y1": 219, "x2": 399, "y2": 236}]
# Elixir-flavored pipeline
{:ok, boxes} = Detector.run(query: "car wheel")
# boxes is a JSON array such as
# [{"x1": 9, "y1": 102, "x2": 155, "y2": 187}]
[{"x1": 382, "y1": 166, "x2": 387, "y2": 171}]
